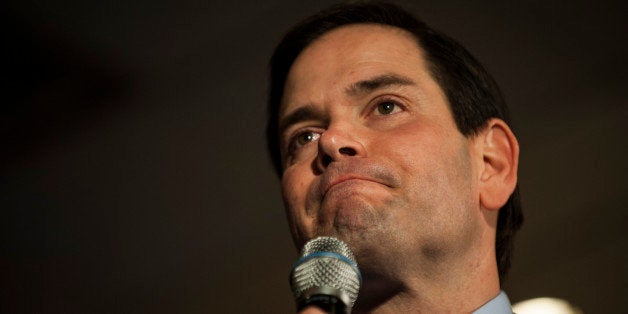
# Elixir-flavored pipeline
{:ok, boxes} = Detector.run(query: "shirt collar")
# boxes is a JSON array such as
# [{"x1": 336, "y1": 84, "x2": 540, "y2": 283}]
[{"x1": 472, "y1": 291, "x2": 512, "y2": 314}]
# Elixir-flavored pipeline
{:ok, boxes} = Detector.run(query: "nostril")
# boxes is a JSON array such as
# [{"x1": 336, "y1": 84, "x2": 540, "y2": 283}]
[
  {"x1": 339, "y1": 147, "x2": 356, "y2": 156},
  {"x1": 322, "y1": 155, "x2": 333, "y2": 167}
]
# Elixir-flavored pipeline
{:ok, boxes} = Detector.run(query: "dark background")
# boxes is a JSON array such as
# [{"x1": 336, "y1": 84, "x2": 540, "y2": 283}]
[{"x1": 2, "y1": 1, "x2": 626, "y2": 313}]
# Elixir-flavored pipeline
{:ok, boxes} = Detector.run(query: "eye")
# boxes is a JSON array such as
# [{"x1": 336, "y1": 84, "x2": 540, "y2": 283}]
[
  {"x1": 296, "y1": 131, "x2": 320, "y2": 146},
  {"x1": 375, "y1": 101, "x2": 401, "y2": 115},
  {"x1": 287, "y1": 130, "x2": 321, "y2": 154}
]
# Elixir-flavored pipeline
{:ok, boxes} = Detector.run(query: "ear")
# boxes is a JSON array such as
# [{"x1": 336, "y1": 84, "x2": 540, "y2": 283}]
[{"x1": 477, "y1": 119, "x2": 519, "y2": 211}]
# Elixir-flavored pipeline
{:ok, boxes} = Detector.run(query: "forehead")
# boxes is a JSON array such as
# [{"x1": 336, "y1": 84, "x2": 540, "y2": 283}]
[{"x1": 280, "y1": 23, "x2": 431, "y2": 114}]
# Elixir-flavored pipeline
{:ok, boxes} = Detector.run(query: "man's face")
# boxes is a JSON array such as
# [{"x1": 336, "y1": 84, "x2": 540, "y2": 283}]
[{"x1": 278, "y1": 24, "x2": 484, "y2": 273}]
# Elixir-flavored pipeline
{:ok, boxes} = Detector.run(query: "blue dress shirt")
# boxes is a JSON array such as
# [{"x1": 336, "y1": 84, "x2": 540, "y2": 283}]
[{"x1": 473, "y1": 291, "x2": 512, "y2": 314}]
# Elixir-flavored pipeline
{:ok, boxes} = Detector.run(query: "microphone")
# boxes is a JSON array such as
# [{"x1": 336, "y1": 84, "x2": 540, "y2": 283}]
[{"x1": 290, "y1": 236, "x2": 362, "y2": 314}]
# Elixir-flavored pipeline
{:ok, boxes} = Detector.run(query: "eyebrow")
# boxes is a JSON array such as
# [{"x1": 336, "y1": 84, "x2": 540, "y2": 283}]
[
  {"x1": 278, "y1": 105, "x2": 327, "y2": 138},
  {"x1": 345, "y1": 74, "x2": 416, "y2": 96},
  {"x1": 278, "y1": 74, "x2": 416, "y2": 137}
]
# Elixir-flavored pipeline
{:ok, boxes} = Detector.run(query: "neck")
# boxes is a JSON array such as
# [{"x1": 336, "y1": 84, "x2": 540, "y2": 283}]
[{"x1": 353, "y1": 237, "x2": 500, "y2": 313}]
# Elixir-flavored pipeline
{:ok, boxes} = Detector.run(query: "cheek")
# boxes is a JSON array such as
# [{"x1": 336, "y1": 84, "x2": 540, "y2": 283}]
[
  {"x1": 372, "y1": 122, "x2": 445, "y2": 172},
  {"x1": 281, "y1": 167, "x2": 316, "y2": 244},
  {"x1": 373, "y1": 123, "x2": 474, "y2": 203},
  {"x1": 281, "y1": 166, "x2": 312, "y2": 208}
]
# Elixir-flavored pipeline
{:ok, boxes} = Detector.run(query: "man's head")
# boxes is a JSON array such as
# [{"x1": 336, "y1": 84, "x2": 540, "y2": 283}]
[{"x1": 267, "y1": 1, "x2": 522, "y2": 285}]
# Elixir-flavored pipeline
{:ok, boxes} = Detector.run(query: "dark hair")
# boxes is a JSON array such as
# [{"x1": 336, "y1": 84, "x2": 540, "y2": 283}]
[{"x1": 266, "y1": 1, "x2": 523, "y2": 283}]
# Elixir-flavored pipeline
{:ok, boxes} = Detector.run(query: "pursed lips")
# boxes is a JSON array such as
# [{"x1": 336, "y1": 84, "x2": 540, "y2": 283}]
[
  {"x1": 312, "y1": 161, "x2": 402, "y2": 200},
  {"x1": 319, "y1": 174, "x2": 384, "y2": 197}
]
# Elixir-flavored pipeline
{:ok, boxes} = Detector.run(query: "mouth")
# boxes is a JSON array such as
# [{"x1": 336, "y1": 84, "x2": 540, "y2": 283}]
[
  {"x1": 323, "y1": 176, "x2": 379, "y2": 195},
  {"x1": 320, "y1": 174, "x2": 388, "y2": 197},
  {"x1": 312, "y1": 161, "x2": 401, "y2": 200}
]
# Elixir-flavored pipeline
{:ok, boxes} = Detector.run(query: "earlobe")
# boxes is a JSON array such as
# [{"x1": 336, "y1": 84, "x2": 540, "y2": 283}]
[{"x1": 478, "y1": 119, "x2": 519, "y2": 211}]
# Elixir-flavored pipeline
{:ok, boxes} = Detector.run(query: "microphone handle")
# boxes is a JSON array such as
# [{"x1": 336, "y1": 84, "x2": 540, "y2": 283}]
[{"x1": 298, "y1": 294, "x2": 346, "y2": 314}]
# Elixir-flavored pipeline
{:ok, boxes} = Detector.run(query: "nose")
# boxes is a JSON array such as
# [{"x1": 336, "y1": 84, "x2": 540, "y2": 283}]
[{"x1": 316, "y1": 123, "x2": 365, "y2": 170}]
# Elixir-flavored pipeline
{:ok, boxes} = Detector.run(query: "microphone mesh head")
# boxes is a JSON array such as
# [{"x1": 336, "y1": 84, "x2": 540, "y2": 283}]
[{"x1": 290, "y1": 237, "x2": 361, "y2": 309}]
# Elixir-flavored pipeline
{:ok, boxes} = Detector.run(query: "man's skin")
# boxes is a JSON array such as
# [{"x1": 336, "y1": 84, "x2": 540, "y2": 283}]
[{"x1": 277, "y1": 24, "x2": 519, "y2": 313}]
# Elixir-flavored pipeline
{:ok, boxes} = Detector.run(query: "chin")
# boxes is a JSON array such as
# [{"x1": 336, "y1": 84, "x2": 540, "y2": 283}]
[
  {"x1": 333, "y1": 206, "x2": 374, "y2": 230},
  {"x1": 322, "y1": 191, "x2": 385, "y2": 225}
]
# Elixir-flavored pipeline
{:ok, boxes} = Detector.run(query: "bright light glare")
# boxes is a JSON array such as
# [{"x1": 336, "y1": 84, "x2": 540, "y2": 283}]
[{"x1": 512, "y1": 297, "x2": 583, "y2": 314}]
